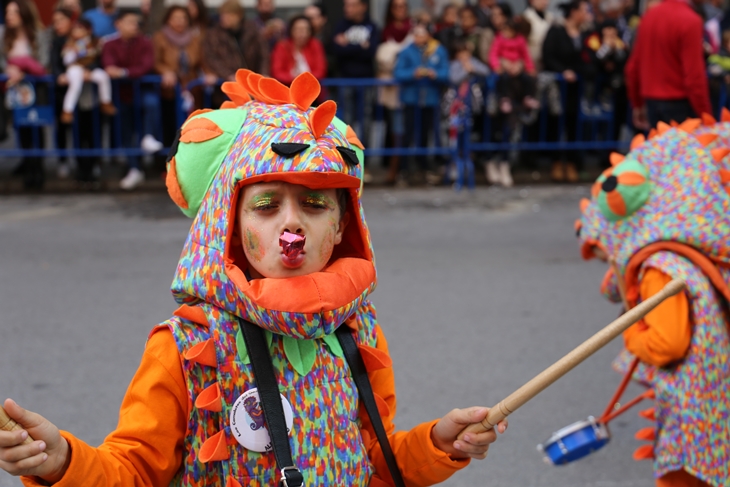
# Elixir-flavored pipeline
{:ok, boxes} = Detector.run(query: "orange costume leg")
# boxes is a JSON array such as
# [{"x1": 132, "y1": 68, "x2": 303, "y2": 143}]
[{"x1": 656, "y1": 469, "x2": 711, "y2": 487}]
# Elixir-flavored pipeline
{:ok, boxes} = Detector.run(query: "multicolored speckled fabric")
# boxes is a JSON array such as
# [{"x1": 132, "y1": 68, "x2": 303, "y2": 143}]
[
  {"x1": 161, "y1": 301, "x2": 380, "y2": 487},
  {"x1": 579, "y1": 122, "x2": 730, "y2": 486},
  {"x1": 612, "y1": 253, "x2": 730, "y2": 484}
]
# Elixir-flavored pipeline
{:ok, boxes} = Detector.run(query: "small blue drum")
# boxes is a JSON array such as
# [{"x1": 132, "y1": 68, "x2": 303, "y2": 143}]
[{"x1": 538, "y1": 416, "x2": 610, "y2": 465}]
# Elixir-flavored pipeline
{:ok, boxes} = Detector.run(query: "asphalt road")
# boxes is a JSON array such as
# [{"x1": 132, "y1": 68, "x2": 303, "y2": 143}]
[{"x1": 0, "y1": 186, "x2": 654, "y2": 487}]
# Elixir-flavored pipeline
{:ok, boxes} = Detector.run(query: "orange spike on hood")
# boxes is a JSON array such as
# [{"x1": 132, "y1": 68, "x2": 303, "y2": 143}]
[
  {"x1": 610, "y1": 152, "x2": 625, "y2": 166},
  {"x1": 697, "y1": 133, "x2": 719, "y2": 147},
  {"x1": 723, "y1": 107, "x2": 730, "y2": 122},
  {"x1": 711, "y1": 148, "x2": 730, "y2": 162},
  {"x1": 702, "y1": 112, "x2": 717, "y2": 125},
  {"x1": 678, "y1": 118, "x2": 701, "y2": 133}
]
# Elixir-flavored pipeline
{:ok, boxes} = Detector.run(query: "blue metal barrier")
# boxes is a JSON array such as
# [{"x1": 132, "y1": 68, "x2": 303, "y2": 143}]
[{"x1": 1, "y1": 74, "x2": 728, "y2": 165}]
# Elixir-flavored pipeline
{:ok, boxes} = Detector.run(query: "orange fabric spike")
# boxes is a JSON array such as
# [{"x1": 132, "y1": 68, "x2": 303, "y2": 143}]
[
  {"x1": 723, "y1": 107, "x2": 730, "y2": 122},
  {"x1": 188, "y1": 108, "x2": 213, "y2": 119},
  {"x1": 670, "y1": 120, "x2": 678, "y2": 127},
  {"x1": 220, "y1": 101, "x2": 237, "y2": 109},
  {"x1": 711, "y1": 148, "x2": 730, "y2": 162},
  {"x1": 630, "y1": 134, "x2": 645, "y2": 150},
  {"x1": 610, "y1": 152, "x2": 625, "y2": 166},
  {"x1": 633, "y1": 444, "x2": 654, "y2": 461},
  {"x1": 580, "y1": 197, "x2": 590, "y2": 212},
  {"x1": 373, "y1": 393, "x2": 391, "y2": 417},
  {"x1": 289, "y1": 72, "x2": 321, "y2": 111},
  {"x1": 221, "y1": 82, "x2": 250, "y2": 105},
  {"x1": 696, "y1": 133, "x2": 718, "y2": 147},
  {"x1": 166, "y1": 157, "x2": 189, "y2": 210},
  {"x1": 574, "y1": 219, "x2": 582, "y2": 233},
  {"x1": 246, "y1": 73, "x2": 265, "y2": 100},
  {"x1": 648, "y1": 128, "x2": 657, "y2": 139},
  {"x1": 720, "y1": 169, "x2": 730, "y2": 183},
  {"x1": 678, "y1": 118, "x2": 701, "y2": 133},
  {"x1": 635, "y1": 427, "x2": 656, "y2": 441},
  {"x1": 173, "y1": 305, "x2": 209, "y2": 327},
  {"x1": 199, "y1": 431, "x2": 228, "y2": 463},
  {"x1": 358, "y1": 345, "x2": 393, "y2": 371},
  {"x1": 184, "y1": 338, "x2": 217, "y2": 367},
  {"x1": 259, "y1": 77, "x2": 291, "y2": 105},
  {"x1": 180, "y1": 117, "x2": 224, "y2": 143},
  {"x1": 639, "y1": 407, "x2": 655, "y2": 421},
  {"x1": 702, "y1": 113, "x2": 716, "y2": 125},
  {"x1": 234, "y1": 69, "x2": 255, "y2": 96},
  {"x1": 657, "y1": 121, "x2": 671, "y2": 134},
  {"x1": 195, "y1": 383, "x2": 222, "y2": 412},
  {"x1": 617, "y1": 172, "x2": 646, "y2": 186},
  {"x1": 346, "y1": 125, "x2": 365, "y2": 150},
  {"x1": 309, "y1": 100, "x2": 337, "y2": 139},
  {"x1": 591, "y1": 181, "x2": 602, "y2": 198},
  {"x1": 607, "y1": 190, "x2": 627, "y2": 216},
  {"x1": 226, "y1": 478, "x2": 243, "y2": 487}
]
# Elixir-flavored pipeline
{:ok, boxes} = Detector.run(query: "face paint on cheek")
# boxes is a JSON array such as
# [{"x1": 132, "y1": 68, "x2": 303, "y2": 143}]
[
  {"x1": 243, "y1": 226, "x2": 265, "y2": 262},
  {"x1": 319, "y1": 216, "x2": 339, "y2": 263}
]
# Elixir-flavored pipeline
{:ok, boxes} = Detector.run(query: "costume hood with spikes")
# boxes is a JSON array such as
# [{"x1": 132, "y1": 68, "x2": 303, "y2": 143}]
[
  {"x1": 165, "y1": 70, "x2": 375, "y2": 338},
  {"x1": 577, "y1": 114, "x2": 730, "y2": 303}
]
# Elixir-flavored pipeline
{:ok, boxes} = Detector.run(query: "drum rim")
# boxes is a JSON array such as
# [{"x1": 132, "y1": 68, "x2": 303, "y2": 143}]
[{"x1": 542, "y1": 416, "x2": 609, "y2": 445}]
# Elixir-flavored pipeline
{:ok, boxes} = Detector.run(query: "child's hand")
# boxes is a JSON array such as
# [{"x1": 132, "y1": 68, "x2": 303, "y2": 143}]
[
  {"x1": 0, "y1": 399, "x2": 69, "y2": 483},
  {"x1": 431, "y1": 407, "x2": 508, "y2": 460}
]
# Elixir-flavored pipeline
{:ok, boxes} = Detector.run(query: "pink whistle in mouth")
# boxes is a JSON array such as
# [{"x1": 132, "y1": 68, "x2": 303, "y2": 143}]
[{"x1": 279, "y1": 232, "x2": 306, "y2": 258}]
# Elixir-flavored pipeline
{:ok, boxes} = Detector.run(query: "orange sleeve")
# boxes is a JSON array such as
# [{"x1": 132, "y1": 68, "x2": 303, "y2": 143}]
[
  {"x1": 21, "y1": 329, "x2": 187, "y2": 487},
  {"x1": 362, "y1": 326, "x2": 470, "y2": 487},
  {"x1": 623, "y1": 268, "x2": 691, "y2": 367}
]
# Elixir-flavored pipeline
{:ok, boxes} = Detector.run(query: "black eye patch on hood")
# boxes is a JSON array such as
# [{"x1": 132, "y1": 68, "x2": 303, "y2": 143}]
[
  {"x1": 271, "y1": 143, "x2": 310, "y2": 157},
  {"x1": 167, "y1": 128, "x2": 181, "y2": 163},
  {"x1": 336, "y1": 146, "x2": 359, "y2": 166}
]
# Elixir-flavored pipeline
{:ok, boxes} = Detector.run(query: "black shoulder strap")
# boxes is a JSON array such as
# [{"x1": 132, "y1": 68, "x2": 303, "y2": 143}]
[
  {"x1": 239, "y1": 319, "x2": 304, "y2": 487},
  {"x1": 335, "y1": 326, "x2": 406, "y2": 487}
]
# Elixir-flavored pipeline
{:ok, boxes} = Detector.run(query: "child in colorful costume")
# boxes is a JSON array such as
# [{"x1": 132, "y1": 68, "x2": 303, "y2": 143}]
[
  {"x1": 0, "y1": 70, "x2": 506, "y2": 486},
  {"x1": 577, "y1": 114, "x2": 730, "y2": 487}
]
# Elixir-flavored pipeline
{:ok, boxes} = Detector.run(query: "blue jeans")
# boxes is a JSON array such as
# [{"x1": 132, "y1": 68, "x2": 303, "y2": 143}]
[{"x1": 119, "y1": 89, "x2": 161, "y2": 169}]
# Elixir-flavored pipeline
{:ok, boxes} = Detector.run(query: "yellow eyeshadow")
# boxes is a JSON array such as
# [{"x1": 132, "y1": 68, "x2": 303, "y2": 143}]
[
  {"x1": 303, "y1": 192, "x2": 334, "y2": 208},
  {"x1": 250, "y1": 192, "x2": 276, "y2": 209}
]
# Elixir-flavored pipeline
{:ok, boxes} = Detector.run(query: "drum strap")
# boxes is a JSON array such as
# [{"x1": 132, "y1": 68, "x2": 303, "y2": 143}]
[
  {"x1": 239, "y1": 319, "x2": 304, "y2": 487},
  {"x1": 335, "y1": 326, "x2": 406, "y2": 487}
]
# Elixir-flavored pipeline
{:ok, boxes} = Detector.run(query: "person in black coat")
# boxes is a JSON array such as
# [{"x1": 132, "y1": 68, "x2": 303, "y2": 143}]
[{"x1": 541, "y1": 0, "x2": 592, "y2": 182}]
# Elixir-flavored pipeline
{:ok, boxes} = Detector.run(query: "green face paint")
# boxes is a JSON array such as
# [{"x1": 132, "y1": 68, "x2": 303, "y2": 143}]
[
  {"x1": 249, "y1": 191, "x2": 277, "y2": 210},
  {"x1": 243, "y1": 226, "x2": 265, "y2": 262},
  {"x1": 302, "y1": 191, "x2": 336, "y2": 210}
]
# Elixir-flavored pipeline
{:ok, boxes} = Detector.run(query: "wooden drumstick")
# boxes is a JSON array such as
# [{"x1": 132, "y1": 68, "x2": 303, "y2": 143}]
[
  {"x1": 0, "y1": 405, "x2": 34, "y2": 445},
  {"x1": 457, "y1": 278, "x2": 685, "y2": 439}
]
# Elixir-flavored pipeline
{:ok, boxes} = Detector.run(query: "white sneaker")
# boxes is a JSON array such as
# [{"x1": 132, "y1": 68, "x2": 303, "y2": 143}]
[
  {"x1": 140, "y1": 134, "x2": 163, "y2": 154},
  {"x1": 499, "y1": 162, "x2": 513, "y2": 187},
  {"x1": 486, "y1": 161, "x2": 500, "y2": 184},
  {"x1": 120, "y1": 167, "x2": 144, "y2": 190},
  {"x1": 56, "y1": 163, "x2": 70, "y2": 180}
]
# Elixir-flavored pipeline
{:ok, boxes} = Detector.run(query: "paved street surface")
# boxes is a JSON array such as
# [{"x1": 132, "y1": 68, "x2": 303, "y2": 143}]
[{"x1": 0, "y1": 186, "x2": 654, "y2": 486}]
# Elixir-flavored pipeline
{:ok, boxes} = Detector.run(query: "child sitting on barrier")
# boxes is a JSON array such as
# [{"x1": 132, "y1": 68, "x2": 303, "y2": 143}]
[
  {"x1": 0, "y1": 70, "x2": 507, "y2": 487},
  {"x1": 489, "y1": 16, "x2": 539, "y2": 115},
  {"x1": 60, "y1": 18, "x2": 116, "y2": 123}
]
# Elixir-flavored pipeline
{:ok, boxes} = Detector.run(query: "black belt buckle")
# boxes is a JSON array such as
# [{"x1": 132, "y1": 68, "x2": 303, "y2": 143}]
[{"x1": 280, "y1": 466, "x2": 304, "y2": 487}]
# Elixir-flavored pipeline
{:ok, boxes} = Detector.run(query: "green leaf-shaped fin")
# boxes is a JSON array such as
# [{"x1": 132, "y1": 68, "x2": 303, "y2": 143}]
[
  {"x1": 322, "y1": 333, "x2": 344, "y2": 358},
  {"x1": 282, "y1": 336, "x2": 318, "y2": 376},
  {"x1": 171, "y1": 108, "x2": 249, "y2": 218},
  {"x1": 235, "y1": 326, "x2": 273, "y2": 365}
]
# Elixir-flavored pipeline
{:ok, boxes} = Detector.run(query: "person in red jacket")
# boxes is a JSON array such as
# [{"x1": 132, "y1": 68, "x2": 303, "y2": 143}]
[
  {"x1": 271, "y1": 15, "x2": 327, "y2": 86},
  {"x1": 625, "y1": 0, "x2": 711, "y2": 129}
]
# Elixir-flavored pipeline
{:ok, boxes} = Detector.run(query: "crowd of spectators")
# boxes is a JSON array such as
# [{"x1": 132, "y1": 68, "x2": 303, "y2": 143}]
[{"x1": 0, "y1": 0, "x2": 722, "y2": 190}]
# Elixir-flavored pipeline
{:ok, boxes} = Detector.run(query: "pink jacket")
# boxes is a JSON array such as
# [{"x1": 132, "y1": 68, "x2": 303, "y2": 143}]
[{"x1": 489, "y1": 33, "x2": 535, "y2": 73}]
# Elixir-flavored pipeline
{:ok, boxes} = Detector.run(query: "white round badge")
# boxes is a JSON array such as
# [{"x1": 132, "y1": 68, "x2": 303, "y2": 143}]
[{"x1": 230, "y1": 388, "x2": 294, "y2": 452}]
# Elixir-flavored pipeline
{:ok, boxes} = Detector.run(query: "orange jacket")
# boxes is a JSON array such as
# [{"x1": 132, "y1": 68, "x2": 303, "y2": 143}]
[
  {"x1": 623, "y1": 268, "x2": 690, "y2": 367},
  {"x1": 22, "y1": 327, "x2": 468, "y2": 487}
]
